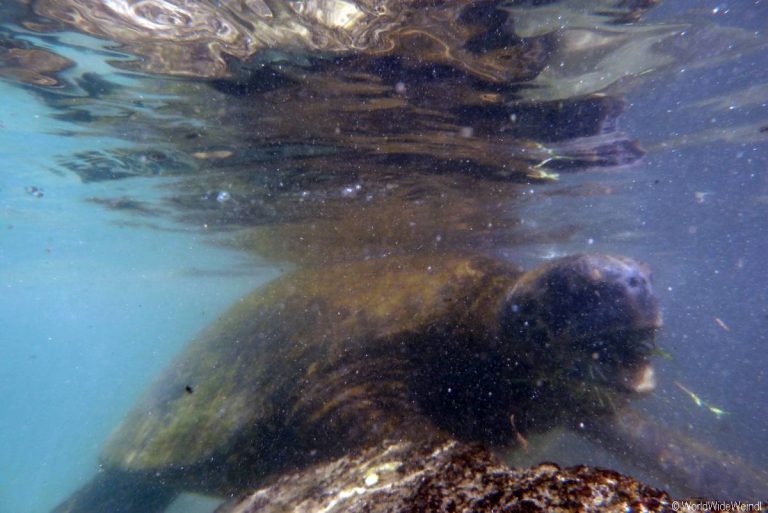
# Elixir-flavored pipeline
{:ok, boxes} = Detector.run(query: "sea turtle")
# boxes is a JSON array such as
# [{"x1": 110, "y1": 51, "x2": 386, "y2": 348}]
[
  {"x1": 53, "y1": 251, "x2": 662, "y2": 512},
  {"x1": 24, "y1": 0, "x2": 766, "y2": 508}
]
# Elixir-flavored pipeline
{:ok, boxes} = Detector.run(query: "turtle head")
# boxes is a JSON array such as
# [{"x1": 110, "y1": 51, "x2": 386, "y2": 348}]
[{"x1": 501, "y1": 254, "x2": 661, "y2": 414}]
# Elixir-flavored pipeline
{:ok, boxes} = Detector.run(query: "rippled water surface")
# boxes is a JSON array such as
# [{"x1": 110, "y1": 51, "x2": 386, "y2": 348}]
[{"x1": 1, "y1": 1, "x2": 767, "y2": 511}]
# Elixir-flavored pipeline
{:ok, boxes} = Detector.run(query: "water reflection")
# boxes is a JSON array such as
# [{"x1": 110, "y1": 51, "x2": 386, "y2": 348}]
[
  {"x1": 7, "y1": 0, "x2": 654, "y2": 265},
  {"x1": 26, "y1": 0, "x2": 655, "y2": 81}
]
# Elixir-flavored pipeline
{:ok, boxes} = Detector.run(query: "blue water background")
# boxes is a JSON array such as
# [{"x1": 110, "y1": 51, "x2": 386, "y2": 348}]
[
  {"x1": 627, "y1": 0, "x2": 768, "y2": 463},
  {"x1": 1, "y1": 1, "x2": 767, "y2": 511},
  {"x1": 0, "y1": 80, "x2": 276, "y2": 511}
]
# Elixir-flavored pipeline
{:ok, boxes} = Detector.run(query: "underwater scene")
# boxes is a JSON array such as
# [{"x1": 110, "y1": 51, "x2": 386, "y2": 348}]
[{"x1": 1, "y1": 0, "x2": 767, "y2": 511}]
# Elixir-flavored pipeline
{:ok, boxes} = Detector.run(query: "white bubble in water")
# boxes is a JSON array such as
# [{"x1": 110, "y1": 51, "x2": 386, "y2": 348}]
[{"x1": 216, "y1": 191, "x2": 231, "y2": 203}]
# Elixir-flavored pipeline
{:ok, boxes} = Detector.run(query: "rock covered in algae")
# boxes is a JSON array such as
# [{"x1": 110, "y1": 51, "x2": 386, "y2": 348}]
[{"x1": 219, "y1": 440, "x2": 677, "y2": 513}]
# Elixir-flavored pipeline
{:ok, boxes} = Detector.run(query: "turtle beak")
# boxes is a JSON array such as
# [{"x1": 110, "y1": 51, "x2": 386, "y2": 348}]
[{"x1": 620, "y1": 363, "x2": 656, "y2": 394}]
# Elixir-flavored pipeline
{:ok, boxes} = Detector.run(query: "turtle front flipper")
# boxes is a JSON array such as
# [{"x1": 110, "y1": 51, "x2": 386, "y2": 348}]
[
  {"x1": 51, "y1": 469, "x2": 178, "y2": 513},
  {"x1": 579, "y1": 409, "x2": 768, "y2": 500}
]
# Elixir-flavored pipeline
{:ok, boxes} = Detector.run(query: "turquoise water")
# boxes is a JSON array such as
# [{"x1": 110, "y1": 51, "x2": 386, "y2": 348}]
[
  {"x1": 0, "y1": 80, "x2": 276, "y2": 511},
  {"x1": 1, "y1": 1, "x2": 767, "y2": 511}
]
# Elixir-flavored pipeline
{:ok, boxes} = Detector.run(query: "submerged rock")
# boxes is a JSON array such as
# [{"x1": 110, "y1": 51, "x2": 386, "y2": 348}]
[{"x1": 219, "y1": 440, "x2": 676, "y2": 513}]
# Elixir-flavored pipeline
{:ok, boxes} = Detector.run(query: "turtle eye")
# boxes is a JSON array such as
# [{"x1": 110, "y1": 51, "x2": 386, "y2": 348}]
[{"x1": 625, "y1": 271, "x2": 650, "y2": 289}]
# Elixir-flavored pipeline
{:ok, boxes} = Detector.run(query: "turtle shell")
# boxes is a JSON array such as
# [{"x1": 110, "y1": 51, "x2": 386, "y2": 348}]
[
  {"x1": 101, "y1": 254, "x2": 520, "y2": 491},
  {"x1": 100, "y1": 251, "x2": 660, "y2": 495}
]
